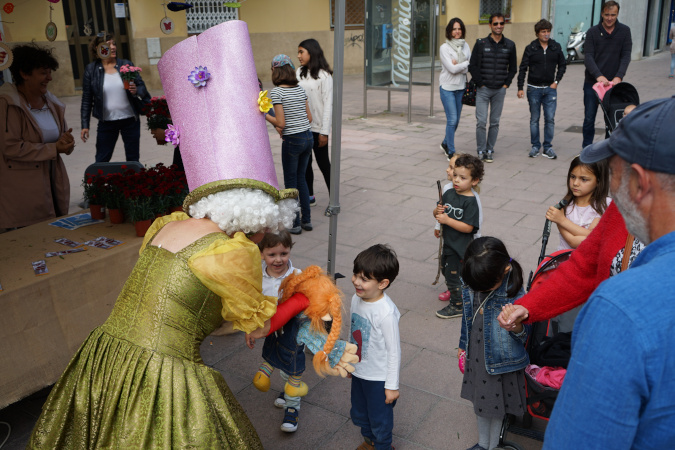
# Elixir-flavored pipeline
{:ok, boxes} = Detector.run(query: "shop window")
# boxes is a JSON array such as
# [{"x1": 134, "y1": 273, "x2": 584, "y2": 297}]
[
  {"x1": 479, "y1": 0, "x2": 512, "y2": 24},
  {"x1": 186, "y1": 1, "x2": 239, "y2": 34},
  {"x1": 330, "y1": 0, "x2": 365, "y2": 29}
]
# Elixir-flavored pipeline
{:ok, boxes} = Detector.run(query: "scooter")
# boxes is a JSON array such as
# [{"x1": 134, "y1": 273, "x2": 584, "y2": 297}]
[{"x1": 566, "y1": 22, "x2": 586, "y2": 63}]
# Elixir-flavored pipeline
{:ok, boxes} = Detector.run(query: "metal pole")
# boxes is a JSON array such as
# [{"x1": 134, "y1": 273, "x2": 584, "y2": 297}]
[
  {"x1": 429, "y1": 0, "x2": 437, "y2": 118},
  {"x1": 326, "y1": 0, "x2": 346, "y2": 276},
  {"x1": 363, "y1": 0, "x2": 368, "y2": 119},
  {"x1": 407, "y1": 0, "x2": 415, "y2": 124}
]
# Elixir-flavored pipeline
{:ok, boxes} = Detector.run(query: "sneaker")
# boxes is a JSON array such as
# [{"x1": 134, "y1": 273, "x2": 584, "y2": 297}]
[
  {"x1": 289, "y1": 226, "x2": 302, "y2": 235},
  {"x1": 542, "y1": 148, "x2": 557, "y2": 159},
  {"x1": 528, "y1": 147, "x2": 540, "y2": 158},
  {"x1": 477, "y1": 151, "x2": 485, "y2": 161},
  {"x1": 274, "y1": 391, "x2": 286, "y2": 409},
  {"x1": 301, "y1": 222, "x2": 313, "y2": 231},
  {"x1": 436, "y1": 303, "x2": 463, "y2": 319},
  {"x1": 309, "y1": 196, "x2": 317, "y2": 206},
  {"x1": 484, "y1": 151, "x2": 494, "y2": 163},
  {"x1": 440, "y1": 143, "x2": 449, "y2": 154},
  {"x1": 357, "y1": 439, "x2": 376, "y2": 450},
  {"x1": 438, "y1": 290, "x2": 451, "y2": 301},
  {"x1": 280, "y1": 407, "x2": 299, "y2": 433}
]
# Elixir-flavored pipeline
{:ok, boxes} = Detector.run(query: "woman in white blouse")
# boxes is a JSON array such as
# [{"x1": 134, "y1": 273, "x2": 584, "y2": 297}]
[
  {"x1": 0, "y1": 44, "x2": 74, "y2": 230},
  {"x1": 296, "y1": 39, "x2": 333, "y2": 208},
  {"x1": 80, "y1": 32, "x2": 150, "y2": 162},
  {"x1": 439, "y1": 18, "x2": 471, "y2": 160}
]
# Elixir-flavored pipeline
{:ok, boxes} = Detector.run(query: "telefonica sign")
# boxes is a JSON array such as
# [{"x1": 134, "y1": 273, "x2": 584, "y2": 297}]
[{"x1": 391, "y1": 0, "x2": 411, "y2": 86}]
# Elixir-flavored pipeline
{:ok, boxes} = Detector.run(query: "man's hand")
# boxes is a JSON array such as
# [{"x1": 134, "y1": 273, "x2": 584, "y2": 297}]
[
  {"x1": 597, "y1": 76, "x2": 610, "y2": 86},
  {"x1": 503, "y1": 84, "x2": 508, "y2": 88},
  {"x1": 611, "y1": 77, "x2": 622, "y2": 85},
  {"x1": 385, "y1": 389, "x2": 399, "y2": 404},
  {"x1": 550, "y1": 82, "x2": 558, "y2": 89},
  {"x1": 80, "y1": 128, "x2": 89, "y2": 143},
  {"x1": 517, "y1": 90, "x2": 524, "y2": 99}
]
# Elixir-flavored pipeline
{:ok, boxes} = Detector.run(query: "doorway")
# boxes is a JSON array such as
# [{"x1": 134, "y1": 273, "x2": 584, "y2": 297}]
[{"x1": 62, "y1": 0, "x2": 131, "y2": 88}]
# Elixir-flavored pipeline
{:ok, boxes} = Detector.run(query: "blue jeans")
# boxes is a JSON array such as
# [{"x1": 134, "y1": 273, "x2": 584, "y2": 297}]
[
  {"x1": 351, "y1": 376, "x2": 396, "y2": 450},
  {"x1": 670, "y1": 53, "x2": 675, "y2": 76},
  {"x1": 582, "y1": 81, "x2": 609, "y2": 148},
  {"x1": 439, "y1": 87, "x2": 464, "y2": 154},
  {"x1": 475, "y1": 86, "x2": 506, "y2": 154},
  {"x1": 95, "y1": 117, "x2": 140, "y2": 162},
  {"x1": 281, "y1": 130, "x2": 312, "y2": 227},
  {"x1": 527, "y1": 86, "x2": 557, "y2": 151}
]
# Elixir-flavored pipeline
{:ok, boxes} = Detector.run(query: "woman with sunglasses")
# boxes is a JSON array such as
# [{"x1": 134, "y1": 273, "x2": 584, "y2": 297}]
[{"x1": 80, "y1": 32, "x2": 151, "y2": 162}]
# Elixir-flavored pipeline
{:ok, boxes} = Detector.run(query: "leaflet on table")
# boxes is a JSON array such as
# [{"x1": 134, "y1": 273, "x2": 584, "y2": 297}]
[
  {"x1": 82, "y1": 236, "x2": 125, "y2": 250},
  {"x1": 45, "y1": 248, "x2": 87, "y2": 258},
  {"x1": 32, "y1": 260, "x2": 48, "y2": 276},
  {"x1": 55, "y1": 238, "x2": 82, "y2": 247},
  {"x1": 48, "y1": 213, "x2": 104, "y2": 230}
]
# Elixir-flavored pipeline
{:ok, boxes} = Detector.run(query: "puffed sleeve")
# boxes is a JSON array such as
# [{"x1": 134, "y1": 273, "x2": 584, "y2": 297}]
[{"x1": 188, "y1": 231, "x2": 277, "y2": 333}]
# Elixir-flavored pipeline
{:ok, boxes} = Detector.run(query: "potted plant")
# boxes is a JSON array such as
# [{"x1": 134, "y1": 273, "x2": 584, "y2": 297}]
[
  {"x1": 82, "y1": 170, "x2": 108, "y2": 219},
  {"x1": 105, "y1": 173, "x2": 127, "y2": 223},
  {"x1": 119, "y1": 64, "x2": 142, "y2": 90},
  {"x1": 125, "y1": 195, "x2": 156, "y2": 237},
  {"x1": 143, "y1": 96, "x2": 173, "y2": 145}
]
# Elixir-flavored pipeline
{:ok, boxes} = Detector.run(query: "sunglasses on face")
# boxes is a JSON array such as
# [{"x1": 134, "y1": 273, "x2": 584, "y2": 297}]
[{"x1": 492, "y1": 21, "x2": 505, "y2": 26}]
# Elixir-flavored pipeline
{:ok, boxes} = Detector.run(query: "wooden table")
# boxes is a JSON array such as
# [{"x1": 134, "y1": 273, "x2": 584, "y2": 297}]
[{"x1": 0, "y1": 213, "x2": 143, "y2": 409}]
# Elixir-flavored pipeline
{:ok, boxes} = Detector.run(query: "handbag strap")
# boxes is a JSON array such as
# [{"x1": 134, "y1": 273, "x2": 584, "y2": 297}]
[{"x1": 621, "y1": 233, "x2": 635, "y2": 272}]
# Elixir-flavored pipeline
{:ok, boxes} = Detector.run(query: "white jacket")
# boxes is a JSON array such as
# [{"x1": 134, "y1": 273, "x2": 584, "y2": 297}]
[
  {"x1": 297, "y1": 68, "x2": 333, "y2": 135},
  {"x1": 439, "y1": 41, "x2": 471, "y2": 91}
]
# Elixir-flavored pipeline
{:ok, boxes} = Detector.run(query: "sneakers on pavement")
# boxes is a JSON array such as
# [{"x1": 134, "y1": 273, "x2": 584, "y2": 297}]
[
  {"x1": 438, "y1": 290, "x2": 451, "y2": 301},
  {"x1": 436, "y1": 303, "x2": 463, "y2": 319},
  {"x1": 543, "y1": 148, "x2": 557, "y2": 159},
  {"x1": 280, "y1": 407, "x2": 299, "y2": 433},
  {"x1": 484, "y1": 151, "x2": 494, "y2": 163},
  {"x1": 274, "y1": 391, "x2": 286, "y2": 409},
  {"x1": 301, "y1": 222, "x2": 313, "y2": 231},
  {"x1": 477, "y1": 151, "x2": 485, "y2": 161},
  {"x1": 309, "y1": 196, "x2": 317, "y2": 206},
  {"x1": 528, "y1": 148, "x2": 540, "y2": 158},
  {"x1": 289, "y1": 226, "x2": 302, "y2": 235}
]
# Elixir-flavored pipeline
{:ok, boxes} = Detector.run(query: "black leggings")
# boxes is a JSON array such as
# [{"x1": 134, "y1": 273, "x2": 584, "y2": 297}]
[{"x1": 305, "y1": 132, "x2": 331, "y2": 196}]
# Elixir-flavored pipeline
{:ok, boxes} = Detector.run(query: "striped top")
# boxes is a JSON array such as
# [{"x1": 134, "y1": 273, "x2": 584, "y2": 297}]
[{"x1": 269, "y1": 85, "x2": 311, "y2": 135}]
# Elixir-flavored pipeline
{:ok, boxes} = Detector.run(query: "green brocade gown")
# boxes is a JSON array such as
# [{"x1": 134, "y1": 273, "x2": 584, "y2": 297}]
[{"x1": 28, "y1": 225, "x2": 268, "y2": 449}]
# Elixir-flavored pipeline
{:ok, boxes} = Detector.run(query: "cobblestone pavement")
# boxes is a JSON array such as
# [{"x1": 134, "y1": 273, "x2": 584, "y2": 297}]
[{"x1": 1, "y1": 50, "x2": 673, "y2": 449}]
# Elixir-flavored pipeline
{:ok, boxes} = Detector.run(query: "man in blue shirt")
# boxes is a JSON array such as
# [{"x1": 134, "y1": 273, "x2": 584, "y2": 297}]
[{"x1": 543, "y1": 96, "x2": 675, "y2": 449}]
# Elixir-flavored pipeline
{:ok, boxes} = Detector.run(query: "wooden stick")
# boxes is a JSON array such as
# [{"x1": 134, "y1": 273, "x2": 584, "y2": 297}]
[{"x1": 432, "y1": 180, "x2": 443, "y2": 285}]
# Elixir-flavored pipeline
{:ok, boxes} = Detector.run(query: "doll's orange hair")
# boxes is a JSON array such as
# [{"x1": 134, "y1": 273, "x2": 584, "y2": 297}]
[{"x1": 279, "y1": 265, "x2": 343, "y2": 377}]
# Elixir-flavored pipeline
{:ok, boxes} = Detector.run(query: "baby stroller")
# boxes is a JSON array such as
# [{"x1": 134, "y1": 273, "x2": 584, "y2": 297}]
[
  {"x1": 595, "y1": 81, "x2": 640, "y2": 136},
  {"x1": 496, "y1": 218, "x2": 576, "y2": 448}
]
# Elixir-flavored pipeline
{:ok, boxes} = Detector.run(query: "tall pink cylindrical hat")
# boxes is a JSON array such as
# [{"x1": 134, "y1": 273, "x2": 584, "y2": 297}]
[{"x1": 157, "y1": 20, "x2": 297, "y2": 209}]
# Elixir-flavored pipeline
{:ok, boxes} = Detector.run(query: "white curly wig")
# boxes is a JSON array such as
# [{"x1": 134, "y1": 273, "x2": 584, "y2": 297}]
[{"x1": 188, "y1": 188, "x2": 299, "y2": 235}]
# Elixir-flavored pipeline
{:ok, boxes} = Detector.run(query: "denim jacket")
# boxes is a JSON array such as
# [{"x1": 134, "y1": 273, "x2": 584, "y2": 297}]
[{"x1": 459, "y1": 275, "x2": 530, "y2": 375}]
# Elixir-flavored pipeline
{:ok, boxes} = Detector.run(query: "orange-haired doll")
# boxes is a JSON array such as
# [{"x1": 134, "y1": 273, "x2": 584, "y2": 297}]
[{"x1": 249, "y1": 265, "x2": 358, "y2": 433}]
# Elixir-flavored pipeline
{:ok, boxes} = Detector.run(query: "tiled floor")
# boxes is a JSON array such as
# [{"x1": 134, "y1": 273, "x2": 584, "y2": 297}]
[{"x1": 1, "y1": 48, "x2": 672, "y2": 449}]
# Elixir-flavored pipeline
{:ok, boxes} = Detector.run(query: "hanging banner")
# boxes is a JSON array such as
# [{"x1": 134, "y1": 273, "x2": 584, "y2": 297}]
[{"x1": 390, "y1": 0, "x2": 411, "y2": 87}]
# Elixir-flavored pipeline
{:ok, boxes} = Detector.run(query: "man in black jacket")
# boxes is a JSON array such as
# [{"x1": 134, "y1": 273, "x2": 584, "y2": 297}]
[
  {"x1": 517, "y1": 19, "x2": 566, "y2": 159},
  {"x1": 469, "y1": 13, "x2": 517, "y2": 163},
  {"x1": 582, "y1": 0, "x2": 632, "y2": 149}
]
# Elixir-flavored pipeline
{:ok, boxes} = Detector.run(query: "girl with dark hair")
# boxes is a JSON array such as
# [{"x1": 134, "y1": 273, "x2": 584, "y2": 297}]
[
  {"x1": 297, "y1": 38, "x2": 333, "y2": 207},
  {"x1": 80, "y1": 32, "x2": 151, "y2": 162},
  {"x1": 458, "y1": 236, "x2": 529, "y2": 450},
  {"x1": 546, "y1": 155, "x2": 610, "y2": 250},
  {"x1": 0, "y1": 43, "x2": 74, "y2": 230},
  {"x1": 266, "y1": 54, "x2": 313, "y2": 234},
  {"x1": 439, "y1": 18, "x2": 470, "y2": 160}
]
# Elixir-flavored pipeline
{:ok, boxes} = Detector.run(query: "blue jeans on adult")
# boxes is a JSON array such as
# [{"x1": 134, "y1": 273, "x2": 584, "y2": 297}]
[
  {"x1": 281, "y1": 129, "x2": 313, "y2": 227},
  {"x1": 475, "y1": 86, "x2": 506, "y2": 155},
  {"x1": 95, "y1": 117, "x2": 141, "y2": 162},
  {"x1": 582, "y1": 81, "x2": 609, "y2": 148},
  {"x1": 527, "y1": 86, "x2": 557, "y2": 151},
  {"x1": 439, "y1": 87, "x2": 464, "y2": 154},
  {"x1": 351, "y1": 376, "x2": 396, "y2": 449}
]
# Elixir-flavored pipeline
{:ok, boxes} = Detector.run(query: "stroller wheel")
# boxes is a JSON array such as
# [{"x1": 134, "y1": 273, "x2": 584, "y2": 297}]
[{"x1": 497, "y1": 443, "x2": 523, "y2": 450}]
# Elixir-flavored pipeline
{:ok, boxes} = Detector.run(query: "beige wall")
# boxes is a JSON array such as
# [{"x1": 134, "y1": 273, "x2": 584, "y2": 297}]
[
  {"x1": 240, "y1": 1, "x2": 330, "y2": 33},
  {"x1": 127, "y1": 0, "x2": 188, "y2": 39}
]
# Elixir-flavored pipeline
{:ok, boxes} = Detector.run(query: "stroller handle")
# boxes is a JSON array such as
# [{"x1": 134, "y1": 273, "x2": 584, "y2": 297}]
[{"x1": 539, "y1": 198, "x2": 569, "y2": 265}]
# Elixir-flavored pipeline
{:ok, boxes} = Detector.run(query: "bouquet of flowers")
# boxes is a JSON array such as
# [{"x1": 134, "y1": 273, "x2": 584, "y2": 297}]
[
  {"x1": 142, "y1": 96, "x2": 172, "y2": 131},
  {"x1": 119, "y1": 64, "x2": 142, "y2": 88}
]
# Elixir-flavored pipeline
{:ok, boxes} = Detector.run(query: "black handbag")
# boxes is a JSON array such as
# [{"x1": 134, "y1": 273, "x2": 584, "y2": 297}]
[{"x1": 462, "y1": 79, "x2": 477, "y2": 106}]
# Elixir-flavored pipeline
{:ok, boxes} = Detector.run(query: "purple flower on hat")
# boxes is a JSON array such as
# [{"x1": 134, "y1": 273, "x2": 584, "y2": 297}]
[
  {"x1": 188, "y1": 66, "x2": 210, "y2": 87},
  {"x1": 165, "y1": 124, "x2": 180, "y2": 146}
]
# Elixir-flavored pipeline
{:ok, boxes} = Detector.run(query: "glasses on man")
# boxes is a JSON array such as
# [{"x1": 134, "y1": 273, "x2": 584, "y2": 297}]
[{"x1": 492, "y1": 21, "x2": 505, "y2": 26}]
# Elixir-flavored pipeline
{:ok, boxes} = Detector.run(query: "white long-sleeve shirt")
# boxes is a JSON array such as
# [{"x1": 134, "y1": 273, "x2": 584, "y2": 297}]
[
  {"x1": 349, "y1": 292, "x2": 401, "y2": 390},
  {"x1": 439, "y1": 41, "x2": 471, "y2": 91},
  {"x1": 297, "y1": 68, "x2": 333, "y2": 136}
]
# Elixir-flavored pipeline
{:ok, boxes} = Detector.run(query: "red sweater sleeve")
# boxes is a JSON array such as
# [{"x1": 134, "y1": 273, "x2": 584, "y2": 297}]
[
  {"x1": 516, "y1": 202, "x2": 628, "y2": 323},
  {"x1": 267, "y1": 292, "x2": 310, "y2": 335}
]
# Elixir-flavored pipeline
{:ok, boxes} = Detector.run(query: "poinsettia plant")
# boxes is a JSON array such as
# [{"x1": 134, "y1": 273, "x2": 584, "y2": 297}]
[
  {"x1": 82, "y1": 170, "x2": 108, "y2": 206},
  {"x1": 142, "y1": 96, "x2": 172, "y2": 131}
]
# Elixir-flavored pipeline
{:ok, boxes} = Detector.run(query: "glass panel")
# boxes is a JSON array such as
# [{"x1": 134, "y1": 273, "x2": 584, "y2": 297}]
[{"x1": 366, "y1": 0, "x2": 394, "y2": 86}]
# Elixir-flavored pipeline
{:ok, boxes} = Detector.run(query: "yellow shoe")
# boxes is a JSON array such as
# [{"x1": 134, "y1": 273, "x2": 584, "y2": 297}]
[
  {"x1": 253, "y1": 371, "x2": 271, "y2": 392},
  {"x1": 284, "y1": 381, "x2": 308, "y2": 397}
]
